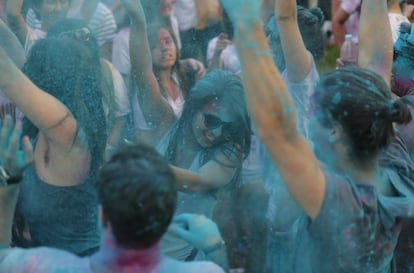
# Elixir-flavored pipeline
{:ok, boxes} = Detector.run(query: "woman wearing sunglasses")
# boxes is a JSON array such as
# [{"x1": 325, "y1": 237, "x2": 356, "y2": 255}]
[{"x1": 123, "y1": 0, "x2": 251, "y2": 262}]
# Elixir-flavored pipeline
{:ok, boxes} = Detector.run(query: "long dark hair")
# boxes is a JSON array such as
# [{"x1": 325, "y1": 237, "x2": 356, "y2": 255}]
[
  {"x1": 146, "y1": 21, "x2": 192, "y2": 98},
  {"x1": 22, "y1": 37, "x2": 107, "y2": 181},
  {"x1": 166, "y1": 70, "x2": 251, "y2": 176}
]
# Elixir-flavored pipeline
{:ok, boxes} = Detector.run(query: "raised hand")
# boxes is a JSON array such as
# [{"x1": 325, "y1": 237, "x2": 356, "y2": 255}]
[
  {"x1": 0, "y1": 116, "x2": 33, "y2": 179},
  {"x1": 215, "y1": 33, "x2": 231, "y2": 55},
  {"x1": 180, "y1": 58, "x2": 206, "y2": 80}
]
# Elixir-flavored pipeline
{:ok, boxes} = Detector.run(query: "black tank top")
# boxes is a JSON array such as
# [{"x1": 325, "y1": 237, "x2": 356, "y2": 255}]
[{"x1": 17, "y1": 163, "x2": 100, "y2": 256}]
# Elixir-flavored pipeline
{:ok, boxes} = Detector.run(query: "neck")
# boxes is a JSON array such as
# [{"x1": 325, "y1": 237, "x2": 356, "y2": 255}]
[
  {"x1": 90, "y1": 229, "x2": 161, "y2": 271},
  {"x1": 338, "y1": 154, "x2": 379, "y2": 184},
  {"x1": 157, "y1": 69, "x2": 173, "y2": 84},
  {"x1": 346, "y1": 167, "x2": 378, "y2": 184}
]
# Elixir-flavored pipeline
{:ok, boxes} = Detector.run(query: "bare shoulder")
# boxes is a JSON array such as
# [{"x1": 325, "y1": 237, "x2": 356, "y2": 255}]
[{"x1": 0, "y1": 247, "x2": 89, "y2": 273}]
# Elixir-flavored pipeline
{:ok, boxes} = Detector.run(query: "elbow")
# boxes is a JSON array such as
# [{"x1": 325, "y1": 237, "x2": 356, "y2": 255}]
[{"x1": 256, "y1": 118, "x2": 300, "y2": 145}]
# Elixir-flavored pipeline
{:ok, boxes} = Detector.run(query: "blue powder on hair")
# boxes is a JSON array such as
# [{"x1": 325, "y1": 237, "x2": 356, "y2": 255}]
[{"x1": 332, "y1": 92, "x2": 341, "y2": 104}]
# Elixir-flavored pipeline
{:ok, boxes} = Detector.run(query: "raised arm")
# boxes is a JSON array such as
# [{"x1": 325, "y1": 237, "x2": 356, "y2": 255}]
[
  {"x1": 274, "y1": 0, "x2": 312, "y2": 82},
  {"x1": 0, "y1": 18, "x2": 25, "y2": 68},
  {"x1": 0, "y1": 45, "x2": 78, "y2": 146},
  {"x1": 220, "y1": 0, "x2": 325, "y2": 219},
  {"x1": 6, "y1": 0, "x2": 27, "y2": 46},
  {"x1": 122, "y1": 0, "x2": 175, "y2": 130},
  {"x1": 358, "y1": 0, "x2": 393, "y2": 85},
  {"x1": 332, "y1": 3, "x2": 349, "y2": 47}
]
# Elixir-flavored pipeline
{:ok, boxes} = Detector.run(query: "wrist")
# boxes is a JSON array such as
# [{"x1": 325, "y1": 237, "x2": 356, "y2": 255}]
[
  {"x1": 0, "y1": 166, "x2": 22, "y2": 186},
  {"x1": 202, "y1": 239, "x2": 226, "y2": 256},
  {"x1": 233, "y1": 18, "x2": 263, "y2": 34}
]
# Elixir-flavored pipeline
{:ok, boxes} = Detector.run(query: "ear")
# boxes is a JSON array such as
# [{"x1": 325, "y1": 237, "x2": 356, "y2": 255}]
[{"x1": 329, "y1": 122, "x2": 344, "y2": 143}]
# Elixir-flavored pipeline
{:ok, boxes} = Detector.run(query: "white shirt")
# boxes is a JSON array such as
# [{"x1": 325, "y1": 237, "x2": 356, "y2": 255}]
[
  {"x1": 389, "y1": 13, "x2": 410, "y2": 43},
  {"x1": 173, "y1": 0, "x2": 198, "y2": 32},
  {"x1": 207, "y1": 36, "x2": 241, "y2": 74},
  {"x1": 24, "y1": 26, "x2": 46, "y2": 55},
  {"x1": 70, "y1": 2, "x2": 117, "y2": 46}
]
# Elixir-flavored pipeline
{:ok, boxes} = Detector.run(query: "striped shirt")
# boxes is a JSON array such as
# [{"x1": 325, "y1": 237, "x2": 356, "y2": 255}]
[
  {"x1": 70, "y1": 2, "x2": 117, "y2": 46},
  {"x1": 25, "y1": 2, "x2": 117, "y2": 47}
]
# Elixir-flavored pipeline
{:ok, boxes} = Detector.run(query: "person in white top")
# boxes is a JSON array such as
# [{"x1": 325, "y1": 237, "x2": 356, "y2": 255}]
[
  {"x1": 6, "y1": 0, "x2": 71, "y2": 54},
  {"x1": 23, "y1": 0, "x2": 117, "y2": 59},
  {"x1": 388, "y1": 0, "x2": 410, "y2": 43},
  {"x1": 206, "y1": 11, "x2": 240, "y2": 74},
  {"x1": 67, "y1": 0, "x2": 117, "y2": 59},
  {"x1": 112, "y1": 0, "x2": 205, "y2": 141}
]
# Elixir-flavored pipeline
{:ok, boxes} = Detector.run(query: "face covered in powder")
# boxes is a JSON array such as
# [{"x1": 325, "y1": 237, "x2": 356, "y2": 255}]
[
  {"x1": 151, "y1": 27, "x2": 177, "y2": 70},
  {"x1": 191, "y1": 98, "x2": 237, "y2": 148}
]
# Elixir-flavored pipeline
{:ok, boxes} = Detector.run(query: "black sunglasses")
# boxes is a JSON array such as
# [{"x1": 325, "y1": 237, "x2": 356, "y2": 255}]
[{"x1": 203, "y1": 113, "x2": 232, "y2": 130}]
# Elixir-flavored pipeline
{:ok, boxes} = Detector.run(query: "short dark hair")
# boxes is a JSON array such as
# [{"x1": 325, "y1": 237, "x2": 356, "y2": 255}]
[{"x1": 96, "y1": 144, "x2": 177, "y2": 248}]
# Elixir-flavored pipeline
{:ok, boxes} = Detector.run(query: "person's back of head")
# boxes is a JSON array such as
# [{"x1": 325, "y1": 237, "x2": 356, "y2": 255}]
[
  {"x1": 22, "y1": 36, "x2": 107, "y2": 178},
  {"x1": 313, "y1": 66, "x2": 412, "y2": 165},
  {"x1": 96, "y1": 144, "x2": 177, "y2": 248}
]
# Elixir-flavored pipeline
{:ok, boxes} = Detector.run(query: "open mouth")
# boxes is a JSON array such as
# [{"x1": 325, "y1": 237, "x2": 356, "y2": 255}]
[{"x1": 161, "y1": 52, "x2": 174, "y2": 60}]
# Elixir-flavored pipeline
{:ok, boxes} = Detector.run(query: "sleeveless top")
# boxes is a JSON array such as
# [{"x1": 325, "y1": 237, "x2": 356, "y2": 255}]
[
  {"x1": 157, "y1": 124, "x2": 217, "y2": 261},
  {"x1": 17, "y1": 163, "x2": 100, "y2": 256}
]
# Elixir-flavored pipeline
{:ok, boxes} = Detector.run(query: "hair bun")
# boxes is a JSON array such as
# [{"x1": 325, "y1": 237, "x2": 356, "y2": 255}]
[
  {"x1": 309, "y1": 7, "x2": 325, "y2": 25},
  {"x1": 388, "y1": 99, "x2": 412, "y2": 124},
  {"x1": 399, "y1": 22, "x2": 412, "y2": 34}
]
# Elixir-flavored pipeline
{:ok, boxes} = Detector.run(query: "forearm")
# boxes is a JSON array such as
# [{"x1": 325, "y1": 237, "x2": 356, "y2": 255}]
[
  {"x1": 129, "y1": 18, "x2": 152, "y2": 81},
  {"x1": 0, "y1": 185, "x2": 19, "y2": 248},
  {"x1": 261, "y1": 0, "x2": 275, "y2": 22},
  {"x1": 358, "y1": 0, "x2": 393, "y2": 85},
  {"x1": 170, "y1": 166, "x2": 205, "y2": 192},
  {"x1": 0, "y1": 47, "x2": 76, "y2": 142},
  {"x1": 275, "y1": 0, "x2": 312, "y2": 82},
  {"x1": 207, "y1": 53, "x2": 224, "y2": 72},
  {"x1": 233, "y1": 18, "x2": 298, "y2": 142},
  {"x1": 5, "y1": 0, "x2": 26, "y2": 45},
  {"x1": 129, "y1": 15, "x2": 174, "y2": 126},
  {"x1": 0, "y1": 18, "x2": 25, "y2": 67},
  {"x1": 107, "y1": 116, "x2": 127, "y2": 147},
  {"x1": 332, "y1": 18, "x2": 346, "y2": 47}
]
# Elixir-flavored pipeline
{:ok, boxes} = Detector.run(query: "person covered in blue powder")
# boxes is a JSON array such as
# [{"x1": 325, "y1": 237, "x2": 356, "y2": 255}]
[
  {"x1": 123, "y1": 0, "x2": 251, "y2": 266},
  {"x1": 0, "y1": 15, "x2": 107, "y2": 256},
  {"x1": 220, "y1": 0, "x2": 414, "y2": 272},
  {"x1": 0, "y1": 116, "x2": 227, "y2": 273}
]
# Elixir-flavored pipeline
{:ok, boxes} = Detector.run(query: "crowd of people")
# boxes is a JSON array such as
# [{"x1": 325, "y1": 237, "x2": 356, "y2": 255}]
[{"x1": 0, "y1": 0, "x2": 413, "y2": 272}]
